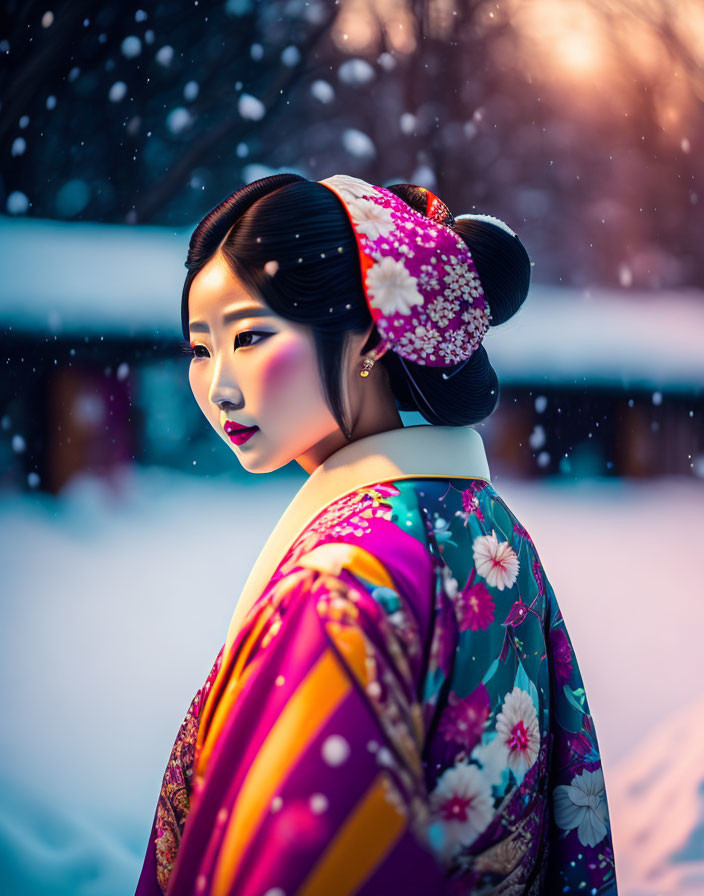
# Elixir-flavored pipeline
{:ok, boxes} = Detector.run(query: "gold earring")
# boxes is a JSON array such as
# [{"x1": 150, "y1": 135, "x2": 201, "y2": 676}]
[{"x1": 360, "y1": 356, "x2": 375, "y2": 377}]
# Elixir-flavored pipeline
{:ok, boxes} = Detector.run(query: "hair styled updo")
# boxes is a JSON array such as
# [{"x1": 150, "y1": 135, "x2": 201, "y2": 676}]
[{"x1": 181, "y1": 173, "x2": 531, "y2": 439}]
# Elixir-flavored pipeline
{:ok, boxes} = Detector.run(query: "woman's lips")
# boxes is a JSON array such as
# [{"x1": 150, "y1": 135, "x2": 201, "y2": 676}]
[{"x1": 223, "y1": 420, "x2": 259, "y2": 445}]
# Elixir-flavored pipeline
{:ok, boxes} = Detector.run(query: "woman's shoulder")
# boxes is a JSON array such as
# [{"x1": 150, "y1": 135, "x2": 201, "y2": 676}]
[{"x1": 276, "y1": 474, "x2": 552, "y2": 599}]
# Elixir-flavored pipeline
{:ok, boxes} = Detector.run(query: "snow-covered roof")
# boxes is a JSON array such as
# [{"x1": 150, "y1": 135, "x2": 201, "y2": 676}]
[
  {"x1": 483, "y1": 283, "x2": 704, "y2": 391},
  {"x1": 1, "y1": 214, "x2": 702, "y2": 389},
  {"x1": 0, "y1": 213, "x2": 190, "y2": 338}
]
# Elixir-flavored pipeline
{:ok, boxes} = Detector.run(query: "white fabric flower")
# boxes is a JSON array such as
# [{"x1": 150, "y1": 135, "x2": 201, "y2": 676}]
[
  {"x1": 553, "y1": 767, "x2": 608, "y2": 848},
  {"x1": 428, "y1": 760, "x2": 494, "y2": 860},
  {"x1": 344, "y1": 196, "x2": 395, "y2": 241},
  {"x1": 323, "y1": 174, "x2": 382, "y2": 201},
  {"x1": 494, "y1": 686, "x2": 540, "y2": 778},
  {"x1": 366, "y1": 256, "x2": 424, "y2": 316},
  {"x1": 471, "y1": 735, "x2": 508, "y2": 787},
  {"x1": 472, "y1": 529, "x2": 519, "y2": 591},
  {"x1": 441, "y1": 563, "x2": 459, "y2": 599}
]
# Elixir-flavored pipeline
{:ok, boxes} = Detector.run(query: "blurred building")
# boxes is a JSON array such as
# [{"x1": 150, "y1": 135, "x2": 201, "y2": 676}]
[{"x1": 1, "y1": 215, "x2": 702, "y2": 493}]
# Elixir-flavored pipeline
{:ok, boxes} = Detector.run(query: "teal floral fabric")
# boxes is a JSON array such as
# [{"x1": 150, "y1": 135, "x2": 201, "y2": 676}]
[{"x1": 383, "y1": 475, "x2": 617, "y2": 893}]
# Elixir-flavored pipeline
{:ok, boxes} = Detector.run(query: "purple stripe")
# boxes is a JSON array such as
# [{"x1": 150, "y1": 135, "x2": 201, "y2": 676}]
[
  {"x1": 167, "y1": 585, "x2": 329, "y2": 894},
  {"x1": 340, "y1": 517, "x2": 435, "y2": 683},
  {"x1": 133, "y1": 810, "x2": 163, "y2": 896},
  {"x1": 355, "y1": 824, "x2": 449, "y2": 895},
  {"x1": 234, "y1": 688, "x2": 400, "y2": 896}
]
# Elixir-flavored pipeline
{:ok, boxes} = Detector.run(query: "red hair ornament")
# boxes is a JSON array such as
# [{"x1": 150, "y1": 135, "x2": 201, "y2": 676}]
[{"x1": 318, "y1": 175, "x2": 492, "y2": 384}]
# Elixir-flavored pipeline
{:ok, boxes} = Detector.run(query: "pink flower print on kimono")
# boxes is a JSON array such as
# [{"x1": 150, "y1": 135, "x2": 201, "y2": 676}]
[
  {"x1": 428, "y1": 760, "x2": 495, "y2": 863},
  {"x1": 438, "y1": 685, "x2": 491, "y2": 752},
  {"x1": 281, "y1": 483, "x2": 401, "y2": 574},
  {"x1": 493, "y1": 686, "x2": 541, "y2": 781},
  {"x1": 454, "y1": 580, "x2": 495, "y2": 632},
  {"x1": 455, "y1": 480, "x2": 490, "y2": 526},
  {"x1": 472, "y1": 529, "x2": 520, "y2": 591}
]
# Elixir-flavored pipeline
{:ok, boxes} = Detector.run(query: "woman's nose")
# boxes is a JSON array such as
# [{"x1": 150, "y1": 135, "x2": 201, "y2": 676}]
[{"x1": 208, "y1": 357, "x2": 244, "y2": 409}]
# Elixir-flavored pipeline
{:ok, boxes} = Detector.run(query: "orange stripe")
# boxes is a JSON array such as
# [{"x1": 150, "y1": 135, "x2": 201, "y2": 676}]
[
  {"x1": 296, "y1": 772, "x2": 408, "y2": 896},
  {"x1": 211, "y1": 647, "x2": 352, "y2": 896},
  {"x1": 298, "y1": 542, "x2": 396, "y2": 590},
  {"x1": 324, "y1": 621, "x2": 369, "y2": 688},
  {"x1": 197, "y1": 601, "x2": 277, "y2": 772}
]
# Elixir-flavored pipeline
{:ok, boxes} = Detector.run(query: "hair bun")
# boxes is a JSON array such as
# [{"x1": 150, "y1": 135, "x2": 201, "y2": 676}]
[
  {"x1": 454, "y1": 212, "x2": 517, "y2": 239},
  {"x1": 385, "y1": 183, "x2": 454, "y2": 228}
]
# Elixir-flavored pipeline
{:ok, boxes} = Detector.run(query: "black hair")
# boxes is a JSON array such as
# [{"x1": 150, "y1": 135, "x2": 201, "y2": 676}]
[{"x1": 181, "y1": 174, "x2": 531, "y2": 438}]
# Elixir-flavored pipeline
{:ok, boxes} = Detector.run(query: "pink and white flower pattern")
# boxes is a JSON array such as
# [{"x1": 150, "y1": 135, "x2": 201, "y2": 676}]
[
  {"x1": 472, "y1": 529, "x2": 520, "y2": 591},
  {"x1": 366, "y1": 256, "x2": 424, "y2": 317},
  {"x1": 319, "y1": 174, "x2": 491, "y2": 367},
  {"x1": 343, "y1": 196, "x2": 395, "y2": 241},
  {"x1": 326, "y1": 174, "x2": 383, "y2": 201},
  {"x1": 428, "y1": 760, "x2": 495, "y2": 860},
  {"x1": 494, "y1": 686, "x2": 540, "y2": 778}
]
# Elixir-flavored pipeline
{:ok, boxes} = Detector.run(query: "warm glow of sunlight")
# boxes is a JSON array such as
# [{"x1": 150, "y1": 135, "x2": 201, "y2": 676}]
[
  {"x1": 553, "y1": 27, "x2": 603, "y2": 76},
  {"x1": 509, "y1": 0, "x2": 610, "y2": 83},
  {"x1": 333, "y1": 0, "x2": 417, "y2": 54}
]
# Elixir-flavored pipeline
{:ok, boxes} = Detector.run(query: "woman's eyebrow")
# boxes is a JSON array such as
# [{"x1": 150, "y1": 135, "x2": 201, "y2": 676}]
[{"x1": 189, "y1": 305, "x2": 271, "y2": 332}]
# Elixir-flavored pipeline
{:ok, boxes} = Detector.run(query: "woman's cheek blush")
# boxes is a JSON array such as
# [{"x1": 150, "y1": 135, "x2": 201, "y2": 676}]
[{"x1": 259, "y1": 339, "x2": 315, "y2": 397}]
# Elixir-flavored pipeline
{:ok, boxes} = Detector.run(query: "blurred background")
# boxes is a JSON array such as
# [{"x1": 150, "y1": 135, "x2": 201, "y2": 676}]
[{"x1": 1, "y1": 1, "x2": 702, "y2": 893}]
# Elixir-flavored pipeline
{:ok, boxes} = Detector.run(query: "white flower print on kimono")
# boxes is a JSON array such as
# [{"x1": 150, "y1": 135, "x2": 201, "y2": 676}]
[
  {"x1": 494, "y1": 686, "x2": 540, "y2": 780},
  {"x1": 324, "y1": 173, "x2": 383, "y2": 202},
  {"x1": 366, "y1": 256, "x2": 424, "y2": 317},
  {"x1": 343, "y1": 196, "x2": 395, "y2": 241},
  {"x1": 428, "y1": 760, "x2": 495, "y2": 861},
  {"x1": 553, "y1": 767, "x2": 609, "y2": 848},
  {"x1": 472, "y1": 529, "x2": 520, "y2": 591}
]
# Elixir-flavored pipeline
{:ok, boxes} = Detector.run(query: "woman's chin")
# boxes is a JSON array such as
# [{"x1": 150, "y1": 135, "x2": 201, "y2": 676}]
[{"x1": 227, "y1": 440, "x2": 290, "y2": 474}]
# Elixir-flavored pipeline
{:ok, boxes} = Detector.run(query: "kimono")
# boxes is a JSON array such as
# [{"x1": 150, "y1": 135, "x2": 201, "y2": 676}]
[{"x1": 135, "y1": 424, "x2": 618, "y2": 896}]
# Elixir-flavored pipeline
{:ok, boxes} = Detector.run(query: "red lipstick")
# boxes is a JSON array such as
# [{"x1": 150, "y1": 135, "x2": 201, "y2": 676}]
[{"x1": 223, "y1": 420, "x2": 259, "y2": 445}]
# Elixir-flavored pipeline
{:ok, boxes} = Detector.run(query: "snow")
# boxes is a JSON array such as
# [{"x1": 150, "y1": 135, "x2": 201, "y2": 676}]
[
  {"x1": 482, "y1": 283, "x2": 704, "y2": 390},
  {"x1": 120, "y1": 36, "x2": 142, "y2": 59},
  {"x1": 400, "y1": 112, "x2": 417, "y2": 134},
  {"x1": 166, "y1": 107, "x2": 194, "y2": 134},
  {"x1": 411, "y1": 164, "x2": 437, "y2": 189},
  {"x1": 338, "y1": 58, "x2": 375, "y2": 85},
  {"x1": 0, "y1": 215, "x2": 702, "y2": 388},
  {"x1": 608, "y1": 697, "x2": 704, "y2": 895},
  {"x1": 238, "y1": 92, "x2": 266, "y2": 120},
  {"x1": 155, "y1": 45, "x2": 173, "y2": 67},
  {"x1": 310, "y1": 79, "x2": 335, "y2": 103},
  {"x1": 0, "y1": 216, "x2": 190, "y2": 336},
  {"x1": 183, "y1": 80, "x2": 199, "y2": 101},
  {"x1": 455, "y1": 212, "x2": 517, "y2": 238},
  {"x1": 281, "y1": 45, "x2": 301, "y2": 67},
  {"x1": 108, "y1": 81, "x2": 127, "y2": 103},
  {"x1": 341, "y1": 127, "x2": 376, "y2": 158},
  {"x1": 0, "y1": 466, "x2": 702, "y2": 893},
  {"x1": 6, "y1": 191, "x2": 30, "y2": 214}
]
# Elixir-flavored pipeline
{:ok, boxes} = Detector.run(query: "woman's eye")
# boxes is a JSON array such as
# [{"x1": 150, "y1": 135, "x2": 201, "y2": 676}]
[
  {"x1": 193, "y1": 344, "x2": 210, "y2": 358},
  {"x1": 234, "y1": 330, "x2": 269, "y2": 350}
]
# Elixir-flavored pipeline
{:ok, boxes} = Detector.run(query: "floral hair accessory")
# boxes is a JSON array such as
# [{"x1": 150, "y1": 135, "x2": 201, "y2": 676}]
[{"x1": 318, "y1": 174, "x2": 492, "y2": 372}]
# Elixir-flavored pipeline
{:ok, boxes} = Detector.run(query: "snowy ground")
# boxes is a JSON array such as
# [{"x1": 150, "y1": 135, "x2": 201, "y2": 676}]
[{"x1": 1, "y1": 466, "x2": 702, "y2": 895}]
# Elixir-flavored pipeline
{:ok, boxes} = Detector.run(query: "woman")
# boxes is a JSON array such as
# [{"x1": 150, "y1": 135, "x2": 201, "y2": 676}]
[{"x1": 135, "y1": 173, "x2": 618, "y2": 895}]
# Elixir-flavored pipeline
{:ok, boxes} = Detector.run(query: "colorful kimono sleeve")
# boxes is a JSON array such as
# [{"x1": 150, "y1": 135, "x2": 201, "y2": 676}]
[
  {"x1": 416, "y1": 478, "x2": 618, "y2": 894},
  {"x1": 545, "y1": 587, "x2": 618, "y2": 893},
  {"x1": 162, "y1": 519, "x2": 449, "y2": 896}
]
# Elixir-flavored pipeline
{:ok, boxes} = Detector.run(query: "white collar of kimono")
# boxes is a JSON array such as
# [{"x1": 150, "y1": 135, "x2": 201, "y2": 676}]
[{"x1": 223, "y1": 423, "x2": 491, "y2": 657}]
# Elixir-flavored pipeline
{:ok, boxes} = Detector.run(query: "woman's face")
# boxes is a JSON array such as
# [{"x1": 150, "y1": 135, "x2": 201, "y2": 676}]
[{"x1": 187, "y1": 252, "x2": 362, "y2": 474}]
